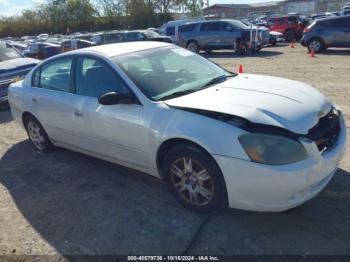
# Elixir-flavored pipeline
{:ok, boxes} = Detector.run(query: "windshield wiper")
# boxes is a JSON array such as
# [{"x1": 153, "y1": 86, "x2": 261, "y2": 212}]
[
  {"x1": 201, "y1": 74, "x2": 234, "y2": 88},
  {"x1": 160, "y1": 90, "x2": 198, "y2": 101},
  {"x1": 160, "y1": 74, "x2": 235, "y2": 101}
]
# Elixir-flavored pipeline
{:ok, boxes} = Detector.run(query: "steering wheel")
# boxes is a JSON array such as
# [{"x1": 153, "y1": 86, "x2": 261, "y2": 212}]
[
  {"x1": 178, "y1": 68, "x2": 190, "y2": 75},
  {"x1": 175, "y1": 68, "x2": 191, "y2": 85}
]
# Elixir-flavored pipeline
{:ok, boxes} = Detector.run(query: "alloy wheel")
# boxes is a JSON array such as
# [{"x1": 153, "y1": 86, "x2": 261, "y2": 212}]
[
  {"x1": 187, "y1": 42, "x2": 198, "y2": 53},
  {"x1": 170, "y1": 157, "x2": 214, "y2": 206},
  {"x1": 309, "y1": 40, "x2": 321, "y2": 52},
  {"x1": 27, "y1": 120, "x2": 46, "y2": 150}
]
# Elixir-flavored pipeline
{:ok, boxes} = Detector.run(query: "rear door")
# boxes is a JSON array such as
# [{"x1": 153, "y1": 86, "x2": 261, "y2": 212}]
[
  {"x1": 29, "y1": 56, "x2": 85, "y2": 146},
  {"x1": 198, "y1": 22, "x2": 221, "y2": 48}
]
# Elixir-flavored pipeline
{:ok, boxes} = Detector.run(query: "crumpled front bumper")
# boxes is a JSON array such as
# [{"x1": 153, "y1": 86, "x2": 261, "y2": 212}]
[{"x1": 213, "y1": 112, "x2": 347, "y2": 212}]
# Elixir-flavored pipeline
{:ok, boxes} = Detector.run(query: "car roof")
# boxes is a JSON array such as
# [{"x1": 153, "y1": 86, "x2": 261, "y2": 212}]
[
  {"x1": 70, "y1": 41, "x2": 172, "y2": 57},
  {"x1": 163, "y1": 18, "x2": 204, "y2": 26},
  {"x1": 317, "y1": 15, "x2": 349, "y2": 22}
]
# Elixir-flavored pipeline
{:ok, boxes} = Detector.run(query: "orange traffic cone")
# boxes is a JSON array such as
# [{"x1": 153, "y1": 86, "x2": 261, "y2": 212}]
[
  {"x1": 291, "y1": 41, "x2": 295, "y2": 48},
  {"x1": 310, "y1": 48, "x2": 315, "y2": 58},
  {"x1": 238, "y1": 64, "x2": 244, "y2": 74}
]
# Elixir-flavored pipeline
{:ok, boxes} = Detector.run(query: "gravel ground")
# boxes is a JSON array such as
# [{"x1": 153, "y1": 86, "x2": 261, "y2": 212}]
[{"x1": 0, "y1": 44, "x2": 349, "y2": 257}]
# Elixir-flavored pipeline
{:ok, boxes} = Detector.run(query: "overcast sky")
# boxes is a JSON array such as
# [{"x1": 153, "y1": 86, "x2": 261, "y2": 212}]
[{"x1": 0, "y1": 0, "x2": 284, "y2": 16}]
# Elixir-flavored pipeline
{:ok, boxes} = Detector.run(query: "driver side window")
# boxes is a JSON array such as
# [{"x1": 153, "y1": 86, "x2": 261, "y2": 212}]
[{"x1": 75, "y1": 57, "x2": 129, "y2": 98}]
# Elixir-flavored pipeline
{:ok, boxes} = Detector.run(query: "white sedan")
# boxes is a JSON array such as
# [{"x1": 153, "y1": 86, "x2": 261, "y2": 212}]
[{"x1": 8, "y1": 42, "x2": 346, "y2": 213}]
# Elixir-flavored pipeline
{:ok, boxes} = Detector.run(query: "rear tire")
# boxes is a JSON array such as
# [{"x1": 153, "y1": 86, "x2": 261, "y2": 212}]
[
  {"x1": 24, "y1": 115, "x2": 55, "y2": 153},
  {"x1": 163, "y1": 144, "x2": 227, "y2": 213},
  {"x1": 235, "y1": 39, "x2": 249, "y2": 55}
]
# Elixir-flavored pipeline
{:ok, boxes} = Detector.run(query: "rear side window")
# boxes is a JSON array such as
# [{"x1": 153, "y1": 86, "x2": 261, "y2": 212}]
[
  {"x1": 200, "y1": 22, "x2": 220, "y2": 31},
  {"x1": 122, "y1": 32, "x2": 146, "y2": 41},
  {"x1": 166, "y1": 26, "x2": 175, "y2": 36},
  {"x1": 273, "y1": 18, "x2": 285, "y2": 25},
  {"x1": 287, "y1": 17, "x2": 298, "y2": 24},
  {"x1": 332, "y1": 18, "x2": 350, "y2": 27},
  {"x1": 179, "y1": 24, "x2": 196, "y2": 33},
  {"x1": 323, "y1": 18, "x2": 350, "y2": 28},
  {"x1": 39, "y1": 58, "x2": 73, "y2": 92}
]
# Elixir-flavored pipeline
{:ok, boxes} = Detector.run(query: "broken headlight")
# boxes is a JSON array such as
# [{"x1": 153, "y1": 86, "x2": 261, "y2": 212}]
[{"x1": 238, "y1": 133, "x2": 309, "y2": 165}]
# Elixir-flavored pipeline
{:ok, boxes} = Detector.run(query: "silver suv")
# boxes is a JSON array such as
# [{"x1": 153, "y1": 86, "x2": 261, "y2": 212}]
[{"x1": 178, "y1": 19, "x2": 269, "y2": 54}]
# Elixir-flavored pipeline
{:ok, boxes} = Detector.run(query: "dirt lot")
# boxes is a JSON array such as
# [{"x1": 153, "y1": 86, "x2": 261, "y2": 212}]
[{"x1": 0, "y1": 44, "x2": 350, "y2": 256}]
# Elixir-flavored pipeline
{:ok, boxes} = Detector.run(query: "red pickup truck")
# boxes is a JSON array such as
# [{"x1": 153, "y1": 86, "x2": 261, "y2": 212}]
[{"x1": 267, "y1": 16, "x2": 306, "y2": 42}]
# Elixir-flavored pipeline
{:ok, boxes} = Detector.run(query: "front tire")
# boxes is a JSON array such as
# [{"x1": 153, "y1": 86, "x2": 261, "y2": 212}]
[
  {"x1": 308, "y1": 38, "x2": 325, "y2": 53},
  {"x1": 24, "y1": 115, "x2": 54, "y2": 152},
  {"x1": 163, "y1": 144, "x2": 227, "y2": 213},
  {"x1": 187, "y1": 41, "x2": 199, "y2": 53}
]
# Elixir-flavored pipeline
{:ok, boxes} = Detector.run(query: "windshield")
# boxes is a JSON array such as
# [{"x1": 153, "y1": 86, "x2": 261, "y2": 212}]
[
  {"x1": 228, "y1": 20, "x2": 251, "y2": 29},
  {"x1": 113, "y1": 46, "x2": 233, "y2": 101},
  {"x1": 0, "y1": 42, "x2": 22, "y2": 62}
]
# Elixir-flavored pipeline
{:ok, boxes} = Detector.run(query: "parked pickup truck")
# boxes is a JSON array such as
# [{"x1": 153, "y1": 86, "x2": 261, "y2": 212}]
[{"x1": 0, "y1": 42, "x2": 39, "y2": 108}]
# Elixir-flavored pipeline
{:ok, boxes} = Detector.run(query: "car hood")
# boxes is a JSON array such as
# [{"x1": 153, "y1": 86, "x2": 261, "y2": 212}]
[
  {"x1": 165, "y1": 74, "x2": 332, "y2": 134},
  {"x1": 0, "y1": 58, "x2": 39, "y2": 73}
]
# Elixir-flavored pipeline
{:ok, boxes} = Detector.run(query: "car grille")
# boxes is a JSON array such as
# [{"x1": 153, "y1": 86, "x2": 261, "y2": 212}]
[
  {"x1": 0, "y1": 68, "x2": 32, "y2": 101},
  {"x1": 307, "y1": 108, "x2": 341, "y2": 153},
  {"x1": 0, "y1": 68, "x2": 32, "y2": 82}
]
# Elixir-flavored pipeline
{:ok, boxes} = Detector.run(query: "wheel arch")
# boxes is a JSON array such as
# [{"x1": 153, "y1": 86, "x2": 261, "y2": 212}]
[
  {"x1": 22, "y1": 111, "x2": 37, "y2": 126},
  {"x1": 157, "y1": 137, "x2": 229, "y2": 209},
  {"x1": 308, "y1": 36, "x2": 325, "y2": 45},
  {"x1": 186, "y1": 39, "x2": 198, "y2": 47},
  {"x1": 156, "y1": 137, "x2": 216, "y2": 177},
  {"x1": 307, "y1": 37, "x2": 326, "y2": 52}
]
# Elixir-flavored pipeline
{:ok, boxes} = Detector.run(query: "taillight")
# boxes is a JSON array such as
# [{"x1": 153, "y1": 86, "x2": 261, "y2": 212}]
[{"x1": 303, "y1": 27, "x2": 311, "y2": 33}]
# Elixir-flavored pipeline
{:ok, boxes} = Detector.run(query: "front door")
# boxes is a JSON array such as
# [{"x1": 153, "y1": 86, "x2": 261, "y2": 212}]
[
  {"x1": 72, "y1": 56, "x2": 149, "y2": 168},
  {"x1": 198, "y1": 22, "x2": 221, "y2": 49}
]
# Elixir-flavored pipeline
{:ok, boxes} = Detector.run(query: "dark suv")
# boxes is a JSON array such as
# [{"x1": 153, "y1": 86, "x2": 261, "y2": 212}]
[
  {"x1": 0, "y1": 42, "x2": 39, "y2": 108},
  {"x1": 301, "y1": 16, "x2": 350, "y2": 53},
  {"x1": 178, "y1": 19, "x2": 269, "y2": 54}
]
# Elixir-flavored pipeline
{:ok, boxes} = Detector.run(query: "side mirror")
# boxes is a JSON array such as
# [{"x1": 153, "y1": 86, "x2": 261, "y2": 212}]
[{"x1": 98, "y1": 91, "x2": 134, "y2": 105}]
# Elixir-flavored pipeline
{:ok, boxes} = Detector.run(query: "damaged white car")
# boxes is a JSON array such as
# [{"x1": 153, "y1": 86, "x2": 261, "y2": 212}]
[{"x1": 9, "y1": 42, "x2": 346, "y2": 213}]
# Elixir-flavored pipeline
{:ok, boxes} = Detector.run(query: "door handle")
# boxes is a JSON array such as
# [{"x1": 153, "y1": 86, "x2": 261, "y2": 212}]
[
  {"x1": 74, "y1": 110, "x2": 83, "y2": 117},
  {"x1": 32, "y1": 97, "x2": 37, "y2": 103}
]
